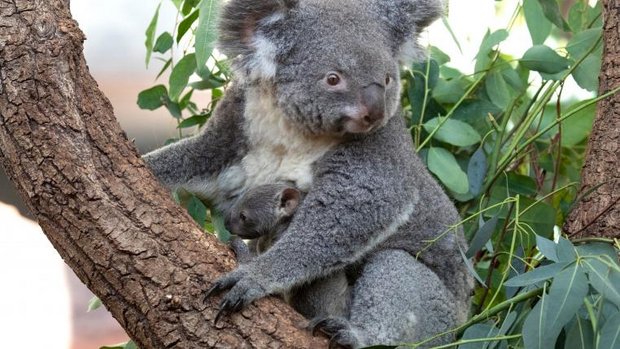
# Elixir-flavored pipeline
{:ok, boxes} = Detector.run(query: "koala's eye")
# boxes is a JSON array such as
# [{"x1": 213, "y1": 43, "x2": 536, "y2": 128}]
[
  {"x1": 326, "y1": 73, "x2": 341, "y2": 86},
  {"x1": 385, "y1": 74, "x2": 392, "y2": 86},
  {"x1": 239, "y1": 212, "x2": 247, "y2": 222}
]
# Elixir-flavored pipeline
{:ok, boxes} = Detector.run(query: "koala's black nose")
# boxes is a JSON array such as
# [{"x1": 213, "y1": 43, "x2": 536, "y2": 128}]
[
  {"x1": 361, "y1": 83, "x2": 385, "y2": 124},
  {"x1": 341, "y1": 83, "x2": 386, "y2": 133}
]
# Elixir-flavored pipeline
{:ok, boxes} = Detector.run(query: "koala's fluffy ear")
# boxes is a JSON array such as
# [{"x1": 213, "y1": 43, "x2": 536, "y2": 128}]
[
  {"x1": 218, "y1": 0, "x2": 297, "y2": 80},
  {"x1": 278, "y1": 188, "x2": 301, "y2": 217},
  {"x1": 374, "y1": 0, "x2": 445, "y2": 63}
]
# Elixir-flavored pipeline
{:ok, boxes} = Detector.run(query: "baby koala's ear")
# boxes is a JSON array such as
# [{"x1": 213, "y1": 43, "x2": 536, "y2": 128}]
[{"x1": 279, "y1": 188, "x2": 301, "y2": 217}]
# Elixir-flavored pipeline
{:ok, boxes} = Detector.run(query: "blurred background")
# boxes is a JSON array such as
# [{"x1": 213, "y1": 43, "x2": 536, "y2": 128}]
[{"x1": 0, "y1": 0, "x2": 593, "y2": 348}]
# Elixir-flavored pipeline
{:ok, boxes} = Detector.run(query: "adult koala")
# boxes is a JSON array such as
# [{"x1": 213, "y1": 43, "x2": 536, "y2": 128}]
[{"x1": 144, "y1": 0, "x2": 473, "y2": 347}]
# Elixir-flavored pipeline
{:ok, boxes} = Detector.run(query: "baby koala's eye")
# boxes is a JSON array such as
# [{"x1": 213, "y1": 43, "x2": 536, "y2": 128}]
[
  {"x1": 385, "y1": 74, "x2": 391, "y2": 86},
  {"x1": 325, "y1": 73, "x2": 341, "y2": 86},
  {"x1": 239, "y1": 211, "x2": 247, "y2": 223}
]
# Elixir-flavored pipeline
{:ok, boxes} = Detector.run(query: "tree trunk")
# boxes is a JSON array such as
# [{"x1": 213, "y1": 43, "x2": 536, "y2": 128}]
[
  {"x1": 0, "y1": 1, "x2": 326, "y2": 348},
  {"x1": 564, "y1": 0, "x2": 619, "y2": 239}
]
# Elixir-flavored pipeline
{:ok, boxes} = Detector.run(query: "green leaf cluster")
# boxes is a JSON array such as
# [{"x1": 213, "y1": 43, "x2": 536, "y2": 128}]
[{"x1": 139, "y1": 0, "x2": 227, "y2": 141}]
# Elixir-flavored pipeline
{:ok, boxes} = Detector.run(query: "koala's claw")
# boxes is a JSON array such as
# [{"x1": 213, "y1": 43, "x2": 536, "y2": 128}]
[
  {"x1": 204, "y1": 282, "x2": 224, "y2": 302},
  {"x1": 310, "y1": 316, "x2": 348, "y2": 336},
  {"x1": 310, "y1": 317, "x2": 359, "y2": 349},
  {"x1": 329, "y1": 333, "x2": 356, "y2": 349},
  {"x1": 213, "y1": 297, "x2": 244, "y2": 325},
  {"x1": 205, "y1": 269, "x2": 268, "y2": 324}
]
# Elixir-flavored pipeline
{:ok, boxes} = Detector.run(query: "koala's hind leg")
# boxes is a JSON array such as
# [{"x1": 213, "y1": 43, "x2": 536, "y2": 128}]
[{"x1": 314, "y1": 249, "x2": 458, "y2": 348}]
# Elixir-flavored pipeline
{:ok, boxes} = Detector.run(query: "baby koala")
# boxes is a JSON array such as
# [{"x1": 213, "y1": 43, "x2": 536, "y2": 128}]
[{"x1": 226, "y1": 183, "x2": 350, "y2": 319}]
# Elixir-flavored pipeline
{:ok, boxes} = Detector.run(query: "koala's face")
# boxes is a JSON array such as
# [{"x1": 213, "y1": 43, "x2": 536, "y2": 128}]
[
  {"x1": 226, "y1": 184, "x2": 301, "y2": 239},
  {"x1": 274, "y1": 7, "x2": 401, "y2": 135},
  {"x1": 218, "y1": 0, "x2": 443, "y2": 136}
]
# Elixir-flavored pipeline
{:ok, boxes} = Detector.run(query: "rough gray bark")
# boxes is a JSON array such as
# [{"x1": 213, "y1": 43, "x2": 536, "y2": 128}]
[
  {"x1": 565, "y1": 0, "x2": 619, "y2": 239},
  {"x1": 0, "y1": 0, "x2": 327, "y2": 348}
]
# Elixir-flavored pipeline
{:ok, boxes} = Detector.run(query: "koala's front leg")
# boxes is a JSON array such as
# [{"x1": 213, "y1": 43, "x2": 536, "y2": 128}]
[
  {"x1": 228, "y1": 236, "x2": 255, "y2": 264},
  {"x1": 142, "y1": 84, "x2": 247, "y2": 189},
  {"x1": 205, "y1": 264, "x2": 269, "y2": 324}
]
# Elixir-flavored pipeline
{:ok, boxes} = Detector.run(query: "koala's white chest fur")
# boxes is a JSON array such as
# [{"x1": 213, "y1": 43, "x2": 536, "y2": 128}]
[{"x1": 211, "y1": 89, "x2": 338, "y2": 202}]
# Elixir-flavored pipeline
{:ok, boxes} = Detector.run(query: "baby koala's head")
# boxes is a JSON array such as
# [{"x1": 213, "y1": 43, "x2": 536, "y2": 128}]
[{"x1": 226, "y1": 183, "x2": 302, "y2": 239}]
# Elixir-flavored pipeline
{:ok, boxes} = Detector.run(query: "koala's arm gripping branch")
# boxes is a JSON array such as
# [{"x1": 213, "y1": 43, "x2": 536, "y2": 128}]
[{"x1": 0, "y1": 2, "x2": 326, "y2": 348}]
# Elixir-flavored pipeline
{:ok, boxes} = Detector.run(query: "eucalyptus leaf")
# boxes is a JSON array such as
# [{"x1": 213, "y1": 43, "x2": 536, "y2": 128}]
[
  {"x1": 153, "y1": 32, "x2": 173, "y2": 54},
  {"x1": 536, "y1": 235, "x2": 559, "y2": 262},
  {"x1": 557, "y1": 237, "x2": 577, "y2": 262},
  {"x1": 576, "y1": 243, "x2": 618, "y2": 261},
  {"x1": 144, "y1": 3, "x2": 161, "y2": 67},
  {"x1": 520, "y1": 45, "x2": 570, "y2": 74},
  {"x1": 430, "y1": 46, "x2": 451, "y2": 65},
  {"x1": 523, "y1": 290, "x2": 554, "y2": 349},
  {"x1": 169, "y1": 53, "x2": 197, "y2": 101},
  {"x1": 211, "y1": 207, "x2": 231, "y2": 243},
  {"x1": 523, "y1": 264, "x2": 588, "y2": 349},
  {"x1": 427, "y1": 147, "x2": 470, "y2": 194},
  {"x1": 182, "y1": 0, "x2": 200, "y2": 15},
  {"x1": 504, "y1": 261, "x2": 571, "y2": 287},
  {"x1": 156, "y1": 58, "x2": 172, "y2": 79},
  {"x1": 537, "y1": 0, "x2": 570, "y2": 31},
  {"x1": 177, "y1": 9, "x2": 199, "y2": 43},
  {"x1": 521, "y1": 200, "x2": 557, "y2": 237},
  {"x1": 451, "y1": 99, "x2": 502, "y2": 134},
  {"x1": 523, "y1": 0, "x2": 552, "y2": 45},
  {"x1": 497, "y1": 311, "x2": 517, "y2": 336},
  {"x1": 423, "y1": 117, "x2": 481, "y2": 147},
  {"x1": 466, "y1": 216, "x2": 498, "y2": 258},
  {"x1": 467, "y1": 148, "x2": 487, "y2": 196},
  {"x1": 485, "y1": 71, "x2": 511, "y2": 109},
  {"x1": 190, "y1": 77, "x2": 226, "y2": 90},
  {"x1": 566, "y1": 28, "x2": 602, "y2": 60},
  {"x1": 564, "y1": 315, "x2": 595, "y2": 349},
  {"x1": 195, "y1": 0, "x2": 222, "y2": 76},
  {"x1": 458, "y1": 244, "x2": 486, "y2": 286},
  {"x1": 599, "y1": 312, "x2": 620, "y2": 349},
  {"x1": 179, "y1": 89, "x2": 195, "y2": 110},
  {"x1": 432, "y1": 77, "x2": 469, "y2": 104},
  {"x1": 477, "y1": 30, "x2": 509, "y2": 56},
  {"x1": 499, "y1": 62, "x2": 527, "y2": 92},
  {"x1": 137, "y1": 85, "x2": 168, "y2": 110},
  {"x1": 572, "y1": 55, "x2": 601, "y2": 92},
  {"x1": 170, "y1": 0, "x2": 183, "y2": 10},
  {"x1": 165, "y1": 101, "x2": 183, "y2": 119},
  {"x1": 178, "y1": 114, "x2": 209, "y2": 129},
  {"x1": 459, "y1": 323, "x2": 499, "y2": 349},
  {"x1": 584, "y1": 259, "x2": 620, "y2": 308},
  {"x1": 100, "y1": 341, "x2": 137, "y2": 349},
  {"x1": 475, "y1": 29, "x2": 509, "y2": 72},
  {"x1": 547, "y1": 264, "x2": 589, "y2": 330},
  {"x1": 568, "y1": 1, "x2": 589, "y2": 32},
  {"x1": 187, "y1": 195, "x2": 207, "y2": 228},
  {"x1": 87, "y1": 296, "x2": 102, "y2": 312},
  {"x1": 561, "y1": 100, "x2": 597, "y2": 145}
]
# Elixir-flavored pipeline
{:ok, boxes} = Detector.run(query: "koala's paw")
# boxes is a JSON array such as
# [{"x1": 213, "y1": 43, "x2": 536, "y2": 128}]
[
  {"x1": 309, "y1": 316, "x2": 360, "y2": 349},
  {"x1": 228, "y1": 236, "x2": 253, "y2": 264},
  {"x1": 204, "y1": 267, "x2": 268, "y2": 324}
]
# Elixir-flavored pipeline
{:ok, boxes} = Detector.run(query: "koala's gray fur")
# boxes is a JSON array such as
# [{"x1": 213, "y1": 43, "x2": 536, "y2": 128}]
[
  {"x1": 144, "y1": 0, "x2": 473, "y2": 347},
  {"x1": 226, "y1": 183, "x2": 350, "y2": 319}
]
